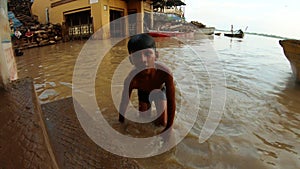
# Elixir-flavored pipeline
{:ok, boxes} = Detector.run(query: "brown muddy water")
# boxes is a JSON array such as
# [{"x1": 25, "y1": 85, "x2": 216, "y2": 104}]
[{"x1": 15, "y1": 34, "x2": 300, "y2": 169}]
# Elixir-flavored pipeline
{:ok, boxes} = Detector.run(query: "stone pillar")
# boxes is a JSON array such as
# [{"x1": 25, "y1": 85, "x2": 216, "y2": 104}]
[{"x1": 136, "y1": 1, "x2": 144, "y2": 33}]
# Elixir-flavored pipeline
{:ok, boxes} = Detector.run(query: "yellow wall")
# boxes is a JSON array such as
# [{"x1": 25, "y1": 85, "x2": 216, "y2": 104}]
[
  {"x1": 98, "y1": 0, "x2": 128, "y2": 39},
  {"x1": 32, "y1": 0, "x2": 152, "y2": 38},
  {"x1": 144, "y1": 0, "x2": 152, "y2": 12},
  {"x1": 31, "y1": 0, "x2": 51, "y2": 24},
  {"x1": 50, "y1": 0, "x2": 90, "y2": 24},
  {"x1": 127, "y1": 0, "x2": 152, "y2": 33},
  {"x1": 90, "y1": 3, "x2": 103, "y2": 38}
]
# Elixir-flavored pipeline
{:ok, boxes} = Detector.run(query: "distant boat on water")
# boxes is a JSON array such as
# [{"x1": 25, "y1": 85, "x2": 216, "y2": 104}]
[
  {"x1": 224, "y1": 29, "x2": 244, "y2": 38},
  {"x1": 279, "y1": 39, "x2": 300, "y2": 82}
]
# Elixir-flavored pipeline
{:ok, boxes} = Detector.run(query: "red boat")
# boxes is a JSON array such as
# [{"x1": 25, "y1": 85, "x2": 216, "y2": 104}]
[{"x1": 147, "y1": 30, "x2": 194, "y2": 38}]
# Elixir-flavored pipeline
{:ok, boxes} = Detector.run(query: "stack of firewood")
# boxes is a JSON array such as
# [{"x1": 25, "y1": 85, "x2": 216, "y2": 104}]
[
  {"x1": 8, "y1": 0, "x2": 63, "y2": 49},
  {"x1": 31, "y1": 23, "x2": 62, "y2": 46}
]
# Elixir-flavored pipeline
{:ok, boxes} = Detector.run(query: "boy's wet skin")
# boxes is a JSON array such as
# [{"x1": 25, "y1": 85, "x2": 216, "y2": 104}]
[{"x1": 119, "y1": 34, "x2": 176, "y2": 133}]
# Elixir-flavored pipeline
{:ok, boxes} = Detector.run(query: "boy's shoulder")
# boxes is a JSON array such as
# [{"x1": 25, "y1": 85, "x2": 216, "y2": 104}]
[
  {"x1": 155, "y1": 62, "x2": 172, "y2": 75},
  {"x1": 124, "y1": 68, "x2": 139, "y2": 82}
]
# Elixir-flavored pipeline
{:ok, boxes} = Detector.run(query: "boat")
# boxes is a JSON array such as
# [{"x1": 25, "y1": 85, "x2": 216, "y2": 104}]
[
  {"x1": 147, "y1": 30, "x2": 194, "y2": 38},
  {"x1": 214, "y1": 32, "x2": 221, "y2": 36},
  {"x1": 279, "y1": 39, "x2": 300, "y2": 82},
  {"x1": 224, "y1": 29, "x2": 244, "y2": 38},
  {"x1": 194, "y1": 27, "x2": 215, "y2": 35}
]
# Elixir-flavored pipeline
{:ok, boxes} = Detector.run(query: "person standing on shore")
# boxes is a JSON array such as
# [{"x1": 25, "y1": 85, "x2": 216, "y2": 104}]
[
  {"x1": 118, "y1": 33, "x2": 176, "y2": 133},
  {"x1": 25, "y1": 28, "x2": 34, "y2": 44}
]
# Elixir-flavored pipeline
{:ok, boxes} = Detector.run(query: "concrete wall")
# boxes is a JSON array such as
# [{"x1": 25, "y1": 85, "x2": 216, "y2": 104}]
[{"x1": 0, "y1": 0, "x2": 18, "y2": 87}]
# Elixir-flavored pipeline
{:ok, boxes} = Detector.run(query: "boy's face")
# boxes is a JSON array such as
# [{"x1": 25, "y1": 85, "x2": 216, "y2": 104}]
[{"x1": 130, "y1": 48, "x2": 157, "y2": 69}]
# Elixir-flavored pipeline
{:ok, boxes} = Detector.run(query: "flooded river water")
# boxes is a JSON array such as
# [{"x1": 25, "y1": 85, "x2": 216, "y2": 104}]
[{"x1": 15, "y1": 34, "x2": 300, "y2": 169}]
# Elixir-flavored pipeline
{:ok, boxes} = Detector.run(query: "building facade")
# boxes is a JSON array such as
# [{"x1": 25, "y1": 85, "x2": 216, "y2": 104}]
[{"x1": 31, "y1": 0, "x2": 153, "y2": 39}]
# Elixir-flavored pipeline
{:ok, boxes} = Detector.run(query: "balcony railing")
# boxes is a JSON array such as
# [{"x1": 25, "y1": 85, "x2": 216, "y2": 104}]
[{"x1": 68, "y1": 24, "x2": 93, "y2": 39}]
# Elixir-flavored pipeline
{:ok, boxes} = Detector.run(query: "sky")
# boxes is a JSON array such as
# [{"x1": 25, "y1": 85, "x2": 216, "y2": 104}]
[{"x1": 184, "y1": 0, "x2": 300, "y2": 39}]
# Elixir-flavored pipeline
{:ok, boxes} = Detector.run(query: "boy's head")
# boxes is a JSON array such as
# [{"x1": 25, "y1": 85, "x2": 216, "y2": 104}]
[
  {"x1": 127, "y1": 34, "x2": 158, "y2": 68},
  {"x1": 127, "y1": 33, "x2": 156, "y2": 54}
]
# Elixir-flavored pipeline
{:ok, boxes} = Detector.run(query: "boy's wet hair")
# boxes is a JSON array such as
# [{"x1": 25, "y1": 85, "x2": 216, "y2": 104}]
[{"x1": 127, "y1": 33, "x2": 156, "y2": 54}]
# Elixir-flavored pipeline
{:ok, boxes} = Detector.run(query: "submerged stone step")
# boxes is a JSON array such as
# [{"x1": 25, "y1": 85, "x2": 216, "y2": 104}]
[{"x1": 41, "y1": 97, "x2": 141, "y2": 169}]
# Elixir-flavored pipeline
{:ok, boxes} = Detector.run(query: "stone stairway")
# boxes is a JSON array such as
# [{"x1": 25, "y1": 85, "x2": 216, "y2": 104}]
[{"x1": 0, "y1": 78, "x2": 57, "y2": 168}]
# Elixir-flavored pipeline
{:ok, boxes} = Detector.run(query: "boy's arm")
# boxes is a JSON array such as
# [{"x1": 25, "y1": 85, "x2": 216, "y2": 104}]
[
  {"x1": 164, "y1": 74, "x2": 176, "y2": 131},
  {"x1": 119, "y1": 77, "x2": 133, "y2": 122}
]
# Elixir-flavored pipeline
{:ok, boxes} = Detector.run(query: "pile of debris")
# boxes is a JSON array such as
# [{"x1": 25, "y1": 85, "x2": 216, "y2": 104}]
[
  {"x1": 190, "y1": 21, "x2": 206, "y2": 28},
  {"x1": 151, "y1": 14, "x2": 203, "y2": 32},
  {"x1": 8, "y1": 0, "x2": 63, "y2": 50}
]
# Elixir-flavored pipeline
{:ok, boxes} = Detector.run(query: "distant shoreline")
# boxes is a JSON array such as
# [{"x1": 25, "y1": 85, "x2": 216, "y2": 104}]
[{"x1": 216, "y1": 29, "x2": 292, "y2": 40}]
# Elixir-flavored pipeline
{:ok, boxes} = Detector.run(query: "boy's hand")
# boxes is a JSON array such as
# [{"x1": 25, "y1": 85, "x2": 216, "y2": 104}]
[
  {"x1": 160, "y1": 127, "x2": 173, "y2": 144},
  {"x1": 161, "y1": 124, "x2": 172, "y2": 133},
  {"x1": 119, "y1": 114, "x2": 125, "y2": 123}
]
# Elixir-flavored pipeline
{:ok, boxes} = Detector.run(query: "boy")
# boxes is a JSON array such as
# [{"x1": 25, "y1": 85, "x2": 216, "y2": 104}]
[{"x1": 118, "y1": 33, "x2": 176, "y2": 132}]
